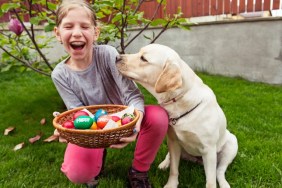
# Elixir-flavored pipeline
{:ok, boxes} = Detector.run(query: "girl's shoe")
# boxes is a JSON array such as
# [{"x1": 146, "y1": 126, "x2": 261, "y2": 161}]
[{"x1": 127, "y1": 167, "x2": 152, "y2": 188}]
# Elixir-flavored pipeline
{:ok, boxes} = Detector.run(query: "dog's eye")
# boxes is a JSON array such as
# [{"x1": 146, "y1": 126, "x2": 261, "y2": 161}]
[{"x1": 140, "y1": 56, "x2": 147, "y2": 62}]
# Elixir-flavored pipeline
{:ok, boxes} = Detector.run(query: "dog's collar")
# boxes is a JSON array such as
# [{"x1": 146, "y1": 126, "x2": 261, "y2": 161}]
[
  {"x1": 169, "y1": 101, "x2": 202, "y2": 126},
  {"x1": 158, "y1": 92, "x2": 186, "y2": 106}
]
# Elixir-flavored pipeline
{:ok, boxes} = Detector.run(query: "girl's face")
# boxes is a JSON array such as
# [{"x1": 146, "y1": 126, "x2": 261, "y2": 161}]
[{"x1": 54, "y1": 7, "x2": 99, "y2": 63}]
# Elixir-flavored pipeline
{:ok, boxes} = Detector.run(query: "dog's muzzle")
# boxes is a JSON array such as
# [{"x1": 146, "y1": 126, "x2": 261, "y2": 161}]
[
  {"x1": 116, "y1": 55, "x2": 128, "y2": 71},
  {"x1": 116, "y1": 55, "x2": 123, "y2": 63}
]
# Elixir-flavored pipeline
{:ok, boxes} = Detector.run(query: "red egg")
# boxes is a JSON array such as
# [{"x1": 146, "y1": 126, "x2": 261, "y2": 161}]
[
  {"x1": 121, "y1": 116, "x2": 133, "y2": 125},
  {"x1": 73, "y1": 110, "x2": 89, "y2": 120},
  {"x1": 97, "y1": 115, "x2": 112, "y2": 129},
  {"x1": 111, "y1": 115, "x2": 121, "y2": 122},
  {"x1": 62, "y1": 120, "x2": 75, "y2": 129}
]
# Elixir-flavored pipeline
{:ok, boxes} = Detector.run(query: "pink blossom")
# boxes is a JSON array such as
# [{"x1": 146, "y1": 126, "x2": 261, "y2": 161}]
[{"x1": 8, "y1": 18, "x2": 24, "y2": 36}]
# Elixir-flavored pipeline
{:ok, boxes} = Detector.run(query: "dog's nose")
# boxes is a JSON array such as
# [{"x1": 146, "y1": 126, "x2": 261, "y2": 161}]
[{"x1": 116, "y1": 55, "x2": 122, "y2": 63}]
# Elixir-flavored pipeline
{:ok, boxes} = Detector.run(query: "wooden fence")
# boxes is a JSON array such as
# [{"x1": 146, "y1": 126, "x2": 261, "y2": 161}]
[
  {"x1": 0, "y1": 0, "x2": 281, "y2": 23},
  {"x1": 139, "y1": 0, "x2": 282, "y2": 18}
]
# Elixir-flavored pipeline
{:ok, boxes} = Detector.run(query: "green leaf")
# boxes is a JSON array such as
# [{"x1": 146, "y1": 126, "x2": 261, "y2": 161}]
[
  {"x1": 177, "y1": 24, "x2": 191, "y2": 30},
  {"x1": 1, "y1": 3, "x2": 20, "y2": 13},
  {"x1": 19, "y1": 66, "x2": 27, "y2": 72},
  {"x1": 157, "y1": 0, "x2": 166, "y2": 5},
  {"x1": 1, "y1": 64, "x2": 12, "y2": 72},
  {"x1": 101, "y1": 8, "x2": 112, "y2": 15},
  {"x1": 150, "y1": 19, "x2": 166, "y2": 27},
  {"x1": 46, "y1": 17, "x2": 55, "y2": 24},
  {"x1": 29, "y1": 17, "x2": 42, "y2": 25},
  {"x1": 96, "y1": 12, "x2": 106, "y2": 19},
  {"x1": 177, "y1": 18, "x2": 187, "y2": 23},
  {"x1": 143, "y1": 34, "x2": 152, "y2": 40},
  {"x1": 1, "y1": 52, "x2": 11, "y2": 60},
  {"x1": 44, "y1": 23, "x2": 55, "y2": 32},
  {"x1": 46, "y1": 2, "x2": 57, "y2": 11},
  {"x1": 111, "y1": 13, "x2": 122, "y2": 23}
]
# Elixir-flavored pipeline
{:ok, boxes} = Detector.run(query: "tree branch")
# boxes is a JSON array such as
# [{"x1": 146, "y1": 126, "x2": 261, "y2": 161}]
[
  {"x1": 0, "y1": 46, "x2": 51, "y2": 76},
  {"x1": 150, "y1": 21, "x2": 170, "y2": 43},
  {"x1": 119, "y1": 0, "x2": 127, "y2": 53},
  {"x1": 124, "y1": 0, "x2": 164, "y2": 49},
  {"x1": 12, "y1": 8, "x2": 53, "y2": 71},
  {"x1": 133, "y1": 0, "x2": 145, "y2": 14}
]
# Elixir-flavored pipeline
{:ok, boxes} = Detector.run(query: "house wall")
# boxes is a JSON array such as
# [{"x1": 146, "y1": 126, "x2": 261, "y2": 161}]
[{"x1": 123, "y1": 18, "x2": 282, "y2": 85}]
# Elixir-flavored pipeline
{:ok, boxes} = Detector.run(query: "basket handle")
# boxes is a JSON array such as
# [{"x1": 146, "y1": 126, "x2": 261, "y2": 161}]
[
  {"x1": 53, "y1": 111, "x2": 61, "y2": 117},
  {"x1": 52, "y1": 111, "x2": 67, "y2": 143}
]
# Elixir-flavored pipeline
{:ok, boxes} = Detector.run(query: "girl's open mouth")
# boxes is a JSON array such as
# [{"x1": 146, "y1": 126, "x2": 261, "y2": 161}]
[{"x1": 70, "y1": 41, "x2": 86, "y2": 50}]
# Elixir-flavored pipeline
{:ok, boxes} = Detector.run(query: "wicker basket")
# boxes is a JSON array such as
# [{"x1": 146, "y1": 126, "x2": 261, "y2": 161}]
[{"x1": 53, "y1": 104, "x2": 140, "y2": 148}]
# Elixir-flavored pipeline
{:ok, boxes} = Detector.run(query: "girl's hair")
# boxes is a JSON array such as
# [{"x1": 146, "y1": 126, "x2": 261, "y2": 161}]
[{"x1": 55, "y1": 0, "x2": 97, "y2": 26}]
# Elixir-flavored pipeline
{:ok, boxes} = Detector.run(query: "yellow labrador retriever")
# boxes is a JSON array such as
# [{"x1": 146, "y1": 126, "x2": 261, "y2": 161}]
[{"x1": 116, "y1": 44, "x2": 238, "y2": 188}]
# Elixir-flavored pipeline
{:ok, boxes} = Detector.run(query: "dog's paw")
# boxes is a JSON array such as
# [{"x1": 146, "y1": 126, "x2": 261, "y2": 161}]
[
  {"x1": 163, "y1": 182, "x2": 178, "y2": 188},
  {"x1": 218, "y1": 181, "x2": 230, "y2": 188},
  {"x1": 53, "y1": 111, "x2": 60, "y2": 117},
  {"x1": 158, "y1": 160, "x2": 169, "y2": 170},
  {"x1": 164, "y1": 185, "x2": 177, "y2": 188}
]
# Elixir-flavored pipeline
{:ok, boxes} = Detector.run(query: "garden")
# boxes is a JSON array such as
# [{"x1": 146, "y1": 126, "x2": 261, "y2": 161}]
[{"x1": 1, "y1": 70, "x2": 281, "y2": 187}]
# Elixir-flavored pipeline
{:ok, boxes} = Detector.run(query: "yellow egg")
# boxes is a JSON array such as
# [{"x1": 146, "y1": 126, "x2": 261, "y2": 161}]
[
  {"x1": 90, "y1": 122, "x2": 98, "y2": 130},
  {"x1": 117, "y1": 120, "x2": 122, "y2": 127}
]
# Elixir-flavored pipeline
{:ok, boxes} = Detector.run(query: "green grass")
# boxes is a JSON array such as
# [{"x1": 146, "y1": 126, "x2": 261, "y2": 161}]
[{"x1": 0, "y1": 71, "x2": 281, "y2": 188}]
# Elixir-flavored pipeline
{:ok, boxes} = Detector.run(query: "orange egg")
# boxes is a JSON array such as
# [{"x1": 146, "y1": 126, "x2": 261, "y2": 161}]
[{"x1": 97, "y1": 115, "x2": 112, "y2": 129}]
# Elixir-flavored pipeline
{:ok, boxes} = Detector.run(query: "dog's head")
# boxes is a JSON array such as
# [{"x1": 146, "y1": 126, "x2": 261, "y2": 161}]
[{"x1": 116, "y1": 44, "x2": 182, "y2": 93}]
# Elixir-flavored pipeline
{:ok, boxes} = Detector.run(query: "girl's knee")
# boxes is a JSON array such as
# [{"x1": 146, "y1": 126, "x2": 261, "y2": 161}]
[
  {"x1": 62, "y1": 164, "x2": 100, "y2": 184},
  {"x1": 61, "y1": 146, "x2": 104, "y2": 184},
  {"x1": 145, "y1": 105, "x2": 168, "y2": 122},
  {"x1": 143, "y1": 105, "x2": 169, "y2": 131}
]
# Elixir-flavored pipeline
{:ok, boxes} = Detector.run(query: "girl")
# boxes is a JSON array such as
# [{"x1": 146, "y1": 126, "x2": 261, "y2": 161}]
[{"x1": 52, "y1": 0, "x2": 168, "y2": 187}]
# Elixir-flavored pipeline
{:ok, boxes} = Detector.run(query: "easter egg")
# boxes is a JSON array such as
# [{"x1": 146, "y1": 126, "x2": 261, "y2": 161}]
[
  {"x1": 94, "y1": 109, "x2": 108, "y2": 122},
  {"x1": 73, "y1": 110, "x2": 89, "y2": 120},
  {"x1": 121, "y1": 113, "x2": 135, "y2": 125},
  {"x1": 62, "y1": 120, "x2": 75, "y2": 129},
  {"x1": 116, "y1": 120, "x2": 122, "y2": 127},
  {"x1": 90, "y1": 122, "x2": 99, "y2": 130},
  {"x1": 97, "y1": 115, "x2": 112, "y2": 129},
  {"x1": 121, "y1": 116, "x2": 133, "y2": 125},
  {"x1": 121, "y1": 113, "x2": 135, "y2": 119},
  {"x1": 111, "y1": 115, "x2": 121, "y2": 122},
  {"x1": 111, "y1": 116, "x2": 122, "y2": 127},
  {"x1": 74, "y1": 115, "x2": 93, "y2": 129}
]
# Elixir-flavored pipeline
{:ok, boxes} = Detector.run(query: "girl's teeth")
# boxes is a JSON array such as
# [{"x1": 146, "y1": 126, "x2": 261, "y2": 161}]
[
  {"x1": 70, "y1": 42, "x2": 85, "y2": 50},
  {"x1": 71, "y1": 42, "x2": 85, "y2": 46}
]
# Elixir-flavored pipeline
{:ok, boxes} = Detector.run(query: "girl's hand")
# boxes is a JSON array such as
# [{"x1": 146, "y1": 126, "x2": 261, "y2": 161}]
[{"x1": 110, "y1": 111, "x2": 143, "y2": 149}]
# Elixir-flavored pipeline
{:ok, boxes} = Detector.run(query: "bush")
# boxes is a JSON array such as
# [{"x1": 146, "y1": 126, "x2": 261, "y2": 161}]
[{"x1": 0, "y1": 0, "x2": 190, "y2": 76}]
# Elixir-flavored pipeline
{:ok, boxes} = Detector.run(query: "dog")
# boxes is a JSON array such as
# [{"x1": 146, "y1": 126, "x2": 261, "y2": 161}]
[{"x1": 116, "y1": 44, "x2": 238, "y2": 188}]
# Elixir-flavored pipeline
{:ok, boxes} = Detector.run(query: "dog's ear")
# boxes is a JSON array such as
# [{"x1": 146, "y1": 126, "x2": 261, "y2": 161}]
[{"x1": 155, "y1": 60, "x2": 182, "y2": 93}]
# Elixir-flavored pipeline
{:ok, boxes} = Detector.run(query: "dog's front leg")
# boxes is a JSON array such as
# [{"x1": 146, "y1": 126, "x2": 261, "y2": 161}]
[
  {"x1": 164, "y1": 127, "x2": 182, "y2": 188},
  {"x1": 202, "y1": 147, "x2": 217, "y2": 188}
]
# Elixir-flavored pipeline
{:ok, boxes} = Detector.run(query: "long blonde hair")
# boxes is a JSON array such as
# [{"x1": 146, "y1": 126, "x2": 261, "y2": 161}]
[{"x1": 55, "y1": 0, "x2": 97, "y2": 27}]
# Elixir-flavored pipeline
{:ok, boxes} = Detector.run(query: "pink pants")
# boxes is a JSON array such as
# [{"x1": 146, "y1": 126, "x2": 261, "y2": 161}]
[{"x1": 61, "y1": 105, "x2": 168, "y2": 184}]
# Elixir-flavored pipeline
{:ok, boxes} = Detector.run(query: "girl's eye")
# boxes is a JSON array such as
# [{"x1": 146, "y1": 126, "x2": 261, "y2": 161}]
[
  {"x1": 140, "y1": 56, "x2": 147, "y2": 62},
  {"x1": 82, "y1": 25, "x2": 90, "y2": 29},
  {"x1": 64, "y1": 25, "x2": 72, "y2": 29}
]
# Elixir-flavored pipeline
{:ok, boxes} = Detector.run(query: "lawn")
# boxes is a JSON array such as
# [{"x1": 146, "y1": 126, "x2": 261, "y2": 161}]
[{"x1": 0, "y1": 71, "x2": 281, "y2": 188}]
